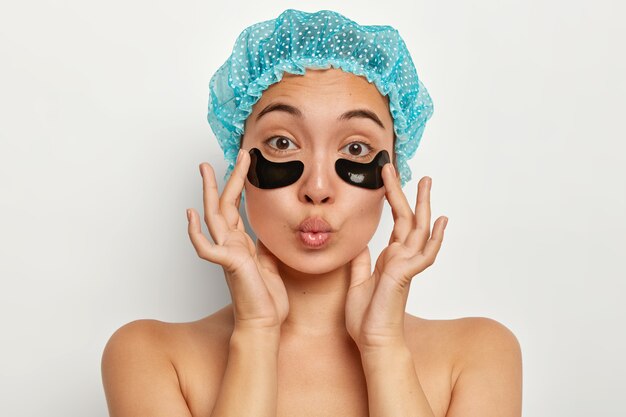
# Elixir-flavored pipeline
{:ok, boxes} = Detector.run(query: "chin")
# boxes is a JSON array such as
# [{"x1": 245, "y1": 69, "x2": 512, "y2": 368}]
[
  {"x1": 263, "y1": 234, "x2": 370, "y2": 276},
  {"x1": 277, "y1": 252, "x2": 347, "y2": 275}
]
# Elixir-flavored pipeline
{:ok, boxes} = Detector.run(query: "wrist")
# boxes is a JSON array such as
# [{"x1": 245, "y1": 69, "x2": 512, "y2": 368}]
[
  {"x1": 230, "y1": 326, "x2": 281, "y2": 350},
  {"x1": 359, "y1": 341, "x2": 412, "y2": 368},
  {"x1": 357, "y1": 335, "x2": 408, "y2": 355}
]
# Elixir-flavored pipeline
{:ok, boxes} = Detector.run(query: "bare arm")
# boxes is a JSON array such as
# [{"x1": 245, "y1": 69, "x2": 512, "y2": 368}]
[
  {"x1": 345, "y1": 168, "x2": 447, "y2": 416},
  {"x1": 361, "y1": 343, "x2": 436, "y2": 417},
  {"x1": 186, "y1": 156, "x2": 289, "y2": 415},
  {"x1": 210, "y1": 328, "x2": 280, "y2": 417}
]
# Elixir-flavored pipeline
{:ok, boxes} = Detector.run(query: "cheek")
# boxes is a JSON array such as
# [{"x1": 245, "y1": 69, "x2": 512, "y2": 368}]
[
  {"x1": 346, "y1": 190, "x2": 385, "y2": 242},
  {"x1": 244, "y1": 184, "x2": 292, "y2": 239}
]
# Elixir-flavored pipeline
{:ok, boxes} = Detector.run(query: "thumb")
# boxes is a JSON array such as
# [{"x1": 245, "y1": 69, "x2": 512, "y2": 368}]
[
  {"x1": 348, "y1": 246, "x2": 376, "y2": 308},
  {"x1": 255, "y1": 239, "x2": 280, "y2": 274},
  {"x1": 349, "y1": 246, "x2": 372, "y2": 289}
]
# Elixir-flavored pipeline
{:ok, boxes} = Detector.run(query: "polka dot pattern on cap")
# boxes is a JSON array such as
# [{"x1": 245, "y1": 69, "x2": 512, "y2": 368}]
[{"x1": 207, "y1": 8, "x2": 434, "y2": 190}]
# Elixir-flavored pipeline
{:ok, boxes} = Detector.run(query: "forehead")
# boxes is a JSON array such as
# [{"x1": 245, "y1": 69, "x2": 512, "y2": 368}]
[{"x1": 250, "y1": 68, "x2": 392, "y2": 121}]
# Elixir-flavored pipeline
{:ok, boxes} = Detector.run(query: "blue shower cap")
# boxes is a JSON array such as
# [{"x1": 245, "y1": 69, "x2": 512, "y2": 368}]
[{"x1": 207, "y1": 8, "x2": 434, "y2": 190}]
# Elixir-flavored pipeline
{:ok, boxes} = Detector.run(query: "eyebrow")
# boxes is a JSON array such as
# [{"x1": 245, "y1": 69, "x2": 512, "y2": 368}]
[{"x1": 255, "y1": 102, "x2": 386, "y2": 130}]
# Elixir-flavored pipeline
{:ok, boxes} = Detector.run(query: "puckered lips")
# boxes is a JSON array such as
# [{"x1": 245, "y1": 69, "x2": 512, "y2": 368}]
[{"x1": 297, "y1": 217, "x2": 333, "y2": 248}]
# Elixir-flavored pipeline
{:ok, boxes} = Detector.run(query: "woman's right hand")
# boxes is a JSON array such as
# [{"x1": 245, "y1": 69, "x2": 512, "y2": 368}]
[{"x1": 186, "y1": 149, "x2": 289, "y2": 332}]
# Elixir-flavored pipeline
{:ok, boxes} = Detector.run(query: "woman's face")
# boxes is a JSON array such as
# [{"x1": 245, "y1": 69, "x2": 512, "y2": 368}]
[{"x1": 241, "y1": 68, "x2": 396, "y2": 275}]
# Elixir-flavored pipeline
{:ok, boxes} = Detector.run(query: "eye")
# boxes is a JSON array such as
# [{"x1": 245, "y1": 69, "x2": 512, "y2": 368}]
[
  {"x1": 340, "y1": 141, "x2": 373, "y2": 159},
  {"x1": 265, "y1": 136, "x2": 298, "y2": 153}
]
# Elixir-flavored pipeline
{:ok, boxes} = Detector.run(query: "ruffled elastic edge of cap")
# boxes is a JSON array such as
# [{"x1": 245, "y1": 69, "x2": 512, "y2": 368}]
[{"x1": 211, "y1": 56, "x2": 433, "y2": 197}]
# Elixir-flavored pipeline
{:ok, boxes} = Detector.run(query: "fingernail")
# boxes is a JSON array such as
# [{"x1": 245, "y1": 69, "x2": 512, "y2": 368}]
[
  {"x1": 236, "y1": 149, "x2": 243, "y2": 163},
  {"x1": 388, "y1": 163, "x2": 396, "y2": 177},
  {"x1": 186, "y1": 209, "x2": 191, "y2": 222},
  {"x1": 443, "y1": 217, "x2": 448, "y2": 228}
]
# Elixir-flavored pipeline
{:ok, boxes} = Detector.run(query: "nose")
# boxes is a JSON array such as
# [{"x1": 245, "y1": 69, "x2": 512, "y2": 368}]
[{"x1": 297, "y1": 157, "x2": 335, "y2": 205}]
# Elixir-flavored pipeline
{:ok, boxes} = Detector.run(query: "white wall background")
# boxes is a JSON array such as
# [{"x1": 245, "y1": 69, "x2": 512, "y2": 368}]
[{"x1": 1, "y1": 0, "x2": 624, "y2": 415}]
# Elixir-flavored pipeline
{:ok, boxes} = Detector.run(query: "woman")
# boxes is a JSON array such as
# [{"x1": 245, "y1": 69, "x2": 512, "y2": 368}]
[{"x1": 101, "y1": 9, "x2": 522, "y2": 417}]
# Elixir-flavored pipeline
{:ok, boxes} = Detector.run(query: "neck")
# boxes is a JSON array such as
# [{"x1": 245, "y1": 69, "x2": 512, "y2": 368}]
[{"x1": 276, "y1": 260, "x2": 352, "y2": 340}]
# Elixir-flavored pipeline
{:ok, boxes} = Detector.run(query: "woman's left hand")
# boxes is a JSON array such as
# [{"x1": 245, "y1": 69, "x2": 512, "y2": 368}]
[{"x1": 345, "y1": 164, "x2": 448, "y2": 352}]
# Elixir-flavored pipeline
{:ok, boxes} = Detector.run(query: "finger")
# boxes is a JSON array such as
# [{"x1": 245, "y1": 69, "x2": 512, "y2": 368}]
[
  {"x1": 236, "y1": 216, "x2": 246, "y2": 234},
  {"x1": 405, "y1": 177, "x2": 432, "y2": 250},
  {"x1": 373, "y1": 253, "x2": 385, "y2": 288},
  {"x1": 407, "y1": 216, "x2": 447, "y2": 275},
  {"x1": 200, "y1": 163, "x2": 230, "y2": 245},
  {"x1": 234, "y1": 193, "x2": 247, "y2": 234},
  {"x1": 349, "y1": 245, "x2": 373, "y2": 288},
  {"x1": 235, "y1": 191, "x2": 242, "y2": 211},
  {"x1": 254, "y1": 239, "x2": 288, "y2": 318},
  {"x1": 348, "y1": 246, "x2": 376, "y2": 321},
  {"x1": 220, "y1": 149, "x2": 249, "y2": 229},
  {"x1": 255, "y1": 239, "x2": 280, "y2": 275},
  {"x1": 187, "y1": 208, "x2": 230, "y2": 265},
  {"x1": 416, "y1": 176, "x2": 432, "y2": 233},
  {"x1": 383, "y1": 163, "x2": 414, "y2": 244}
]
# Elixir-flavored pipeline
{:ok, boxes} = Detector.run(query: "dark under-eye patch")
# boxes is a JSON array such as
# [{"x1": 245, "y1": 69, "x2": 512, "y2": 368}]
[
  {"x1": 335, "y1": 150, "x2": 390, "y2": 189},
  {"x1": 247, "y1": 147, "x2": 304, "y2": 189}
]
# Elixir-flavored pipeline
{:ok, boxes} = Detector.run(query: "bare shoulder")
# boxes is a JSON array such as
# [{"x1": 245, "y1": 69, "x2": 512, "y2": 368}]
[
  {"x1": 405, "y1": 315, "x2": 523, "y2": 417},
  {"x1": 101, "y1": 319, "x2": 193, "y2": 417},
  {"x1": 101, "y1": 307, "x2": 234, "y2": 417},
  {"x1": 405, "y1": 314, "x2": 520, "y2": 356},
  {"x1": 446, "y1": 317, "x2": 522, "y2": 382},
  {"x1": 103, "y1": 305, "x2": 234, "y2": 352},
  {"x1": 102, "y1": 305, "x2": 235, "y2": 375}
]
